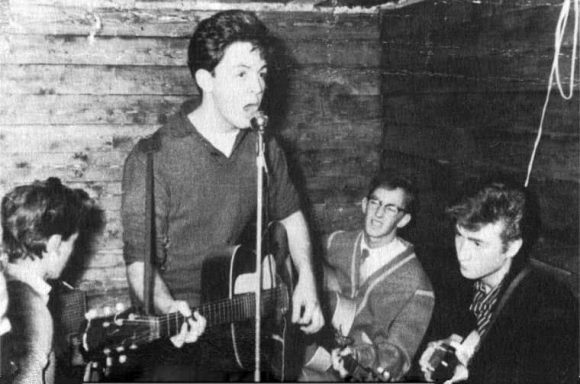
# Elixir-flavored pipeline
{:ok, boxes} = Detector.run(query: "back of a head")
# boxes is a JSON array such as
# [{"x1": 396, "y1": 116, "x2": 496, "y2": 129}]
[
  {"x1": 187, "y1": 10, "x2": 275, "y2": 79},
  {"x1": 1, "y1": 177, "x2": 95, "y2": 262}
]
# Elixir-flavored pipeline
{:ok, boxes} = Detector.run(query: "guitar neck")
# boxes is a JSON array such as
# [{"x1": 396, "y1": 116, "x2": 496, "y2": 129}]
[{"x1": 156, "y1": 288, "x2": 283, "y2": 340}]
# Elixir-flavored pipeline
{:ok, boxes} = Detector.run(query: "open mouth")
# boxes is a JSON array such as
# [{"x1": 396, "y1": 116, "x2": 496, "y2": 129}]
[{"x1": 243, "y1": 103, "x2": 260, "y2": 114}]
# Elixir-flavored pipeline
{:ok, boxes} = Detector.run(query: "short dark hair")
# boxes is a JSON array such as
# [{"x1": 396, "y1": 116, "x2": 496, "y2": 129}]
[
  {"x1": 187, "y1": 10, "x2": 275, "y2": 80},
  {"x1": 367, "y1": 172, "x2": 417, "y2": 214},
  {"x1": 446, "y1": 181, "x2": 527, "y2": 247},
  {"x1": 1, "y1": 177, "x2": 95, "y2": 262}
]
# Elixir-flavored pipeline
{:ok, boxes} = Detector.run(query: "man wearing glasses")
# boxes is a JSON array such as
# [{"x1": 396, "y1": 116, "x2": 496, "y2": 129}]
[{"x1": 301, "y1": 172, "x2": 434, "y2": 381}]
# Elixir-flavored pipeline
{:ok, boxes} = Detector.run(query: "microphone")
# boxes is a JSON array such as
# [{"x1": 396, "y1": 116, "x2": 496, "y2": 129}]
[{"x1": 250, "y1": 111, "x2": 269, "y2": 133}]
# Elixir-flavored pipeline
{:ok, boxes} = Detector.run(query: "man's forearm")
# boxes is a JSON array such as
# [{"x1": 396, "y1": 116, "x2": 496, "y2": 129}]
[
  {"x1": 280, "y1": 211, "x2": 315, "y2": 280},
  {"x1": 126, "y1": 261, "x2": 176, "y2": 314}
]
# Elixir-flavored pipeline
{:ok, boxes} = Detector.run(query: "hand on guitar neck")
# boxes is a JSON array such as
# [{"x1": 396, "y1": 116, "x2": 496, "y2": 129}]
[{"x1": 165, "y1": 300, "x2": 206, "y2": 348}]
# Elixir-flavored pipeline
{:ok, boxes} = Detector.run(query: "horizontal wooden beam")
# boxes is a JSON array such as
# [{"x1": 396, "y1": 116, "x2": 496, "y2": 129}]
[
  {"x1": 0, "y1": 34, "x2": 381, "y2": 67},
  {"x1": 0, "y1": 64, "x2": 380, "y2": 96},
  {"x1": 0, "y1": 94, "x2": 382, "y2": 125},
  {"x1": 8, "y1": 5, "x2": 379, "y2": 39}
]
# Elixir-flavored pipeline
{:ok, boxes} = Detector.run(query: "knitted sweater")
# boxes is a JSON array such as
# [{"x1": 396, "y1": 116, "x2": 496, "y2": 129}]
[{"x1": 302, "y1": 230, "x2": 434, "y2": 381}]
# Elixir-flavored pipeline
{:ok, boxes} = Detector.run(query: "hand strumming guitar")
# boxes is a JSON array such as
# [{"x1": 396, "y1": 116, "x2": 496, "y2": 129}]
[
  {"x1": 419, "y1": 332, "x2": 479, "y2": 384},
  {"x1": 281, "y1": 211, "x2": 324, "y2": 334},
  {"x1": 291, "y1": 271, "x2": 324, "y2": 334}
]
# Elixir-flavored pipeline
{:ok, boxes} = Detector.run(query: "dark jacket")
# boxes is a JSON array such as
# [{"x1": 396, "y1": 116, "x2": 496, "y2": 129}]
[{"x1": 466, "y1": 266, "x2": 578, "y2": 384}]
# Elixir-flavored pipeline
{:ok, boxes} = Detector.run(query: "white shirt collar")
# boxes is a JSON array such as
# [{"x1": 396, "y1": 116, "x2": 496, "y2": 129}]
[
  {"x1": 359, "y1": 236, "x2": 406, "y2": 282},
  {"x1": 5, "y1": 263, "x2": 52, "y2": 304}
]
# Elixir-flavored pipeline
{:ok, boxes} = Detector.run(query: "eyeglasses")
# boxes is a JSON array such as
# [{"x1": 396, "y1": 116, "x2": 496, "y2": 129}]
[{"x1": 367, "y1": 198, "x2": 407, "y2": 215}]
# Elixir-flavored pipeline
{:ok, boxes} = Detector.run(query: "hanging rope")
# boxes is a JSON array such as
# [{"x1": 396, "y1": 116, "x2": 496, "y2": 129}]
[{"x1": 524, "y1": 0, "x2": 579, "y2": 187}]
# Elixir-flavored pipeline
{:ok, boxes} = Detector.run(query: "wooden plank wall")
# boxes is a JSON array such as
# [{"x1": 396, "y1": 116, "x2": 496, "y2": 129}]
[
  {"x1": 0, "y1": 0, "x2": 382, "y2": 307},
  {"x1": 380, "y1": 0, "x2": 578, "y2": 290}
]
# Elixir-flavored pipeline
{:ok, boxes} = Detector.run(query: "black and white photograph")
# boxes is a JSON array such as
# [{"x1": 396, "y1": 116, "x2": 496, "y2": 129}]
[{"x1": 0, "y1": 0, "x2": 578, "y2": 383}]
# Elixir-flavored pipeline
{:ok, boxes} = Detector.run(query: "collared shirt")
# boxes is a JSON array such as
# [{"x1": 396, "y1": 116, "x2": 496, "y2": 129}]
[
  {"x1": 122, "y1": 99, "x2": 300, "y2": 307},
  {"x1": 4, "y1": 263, "x2": 52, "y2": 304},
  {"x1": 469, "y1": 280, "x2": 504, "y2": 337},
  {"x1": 359, "y1": 237, "x2": 406, "y2": 282}
]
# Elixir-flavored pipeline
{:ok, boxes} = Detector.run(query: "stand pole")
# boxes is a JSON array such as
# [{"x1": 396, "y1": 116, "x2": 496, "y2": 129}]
[{"x1": 254, "y1": 128, "x2": 266, "y2": 382}]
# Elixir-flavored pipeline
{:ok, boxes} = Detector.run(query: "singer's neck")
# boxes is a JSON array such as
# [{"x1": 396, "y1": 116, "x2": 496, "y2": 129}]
[{"x1": 188, "y1": 101, "x2": 240, "y2": 135}]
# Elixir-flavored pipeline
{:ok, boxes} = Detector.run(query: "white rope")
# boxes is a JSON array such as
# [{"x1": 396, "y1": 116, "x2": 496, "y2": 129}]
[{"x1": 524, "y1": 0, "x2": 579, "y2": 187}]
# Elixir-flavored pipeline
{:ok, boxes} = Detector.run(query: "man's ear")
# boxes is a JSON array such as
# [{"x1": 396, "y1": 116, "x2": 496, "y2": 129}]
[
  {"x1": 396, "y1": 213, "x2": 412, "y2": 229},
  {"x1": 505, "y1": 238, "x2": 523, "y2": 259},
  {"x1": 195, "y1": 69, "x2": 214, "y2": 93},
  {"x1": 361, "y1": 197, "x2": 368, "y2": 215},
  {"x1": 45, "y1": 234, "x2": 63, "y2": 256}
]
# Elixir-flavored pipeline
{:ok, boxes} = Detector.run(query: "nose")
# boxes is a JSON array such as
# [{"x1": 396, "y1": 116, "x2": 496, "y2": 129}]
[
  {"x1": 455, "y1": 236, "x2": 470, "y2": 261},
  {"x1": 249, "y1": 73, "x2": 265, "y2": 95},
  {"x1": 374, "y1": 205, "x2": 386, "y2": 218}
]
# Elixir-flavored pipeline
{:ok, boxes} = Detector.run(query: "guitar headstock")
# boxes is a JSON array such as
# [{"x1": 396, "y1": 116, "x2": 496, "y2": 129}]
[{"x1": 82, "y1": 304, "x2": 155, "y2": 360}]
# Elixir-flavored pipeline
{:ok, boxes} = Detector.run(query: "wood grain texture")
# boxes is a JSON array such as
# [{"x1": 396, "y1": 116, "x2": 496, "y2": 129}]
[
  {"x1": 379, "y1": 0, "x2": 579, "y2": 275},
  {"x1": 0, "y1": 2, "x2": 382, "y2": 304},
  {"x1": 0, "y1": 64, "x2": 380, "y2": 96}
]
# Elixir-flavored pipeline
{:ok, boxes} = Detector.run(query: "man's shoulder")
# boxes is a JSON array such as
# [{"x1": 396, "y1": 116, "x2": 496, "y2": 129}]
[
  {"x1": 132, "y1": 104, "x2": 196, "y2": 155},
  {"x1": 519, "y1": 266, "x2": 576, "y2": 303},
  {"x1": 326, "y1": 230, "x2": 361, "y2": 249},
  {"x1": 502, "y1": 265, "x2": 578, "y2": 323}
]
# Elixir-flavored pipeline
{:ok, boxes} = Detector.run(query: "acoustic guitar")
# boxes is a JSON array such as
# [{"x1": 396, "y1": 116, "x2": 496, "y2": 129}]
[{"x1": 82, "y1": 222, "x2": 303, "y2": 381}]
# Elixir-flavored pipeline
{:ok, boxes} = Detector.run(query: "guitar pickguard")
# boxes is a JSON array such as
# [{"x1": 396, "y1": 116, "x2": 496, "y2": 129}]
[{"x1": 233, "y1": 254, "x2": 276, "y2": 294}]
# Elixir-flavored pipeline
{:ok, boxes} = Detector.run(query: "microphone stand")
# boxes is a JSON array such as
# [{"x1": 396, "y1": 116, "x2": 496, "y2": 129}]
[{"x1": 252, "y1": 113, "x2": 268, "y2": 382}]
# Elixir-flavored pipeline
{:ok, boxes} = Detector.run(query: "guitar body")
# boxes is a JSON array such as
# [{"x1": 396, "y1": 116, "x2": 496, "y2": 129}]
[
  {"x1": 82, "y1": 223, "x2": 304, "y2": 381},
  {"x1": 201, "y1": 222, "x2": 301, "y2": 381}
]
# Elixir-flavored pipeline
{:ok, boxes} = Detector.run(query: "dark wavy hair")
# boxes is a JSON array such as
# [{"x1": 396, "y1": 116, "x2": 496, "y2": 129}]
[
  {"x1": 1, "y1": 177, "x2": 96, "y2": 261},
  {"x1": 187, "y1": 10, "x2": 275, "y2": 80},
  {"x1": 446, "y1": 181, "x2": 528, "y2": 249},
  {"x1": 367, "y1": 172, "x2": 417, "y2": 215}
]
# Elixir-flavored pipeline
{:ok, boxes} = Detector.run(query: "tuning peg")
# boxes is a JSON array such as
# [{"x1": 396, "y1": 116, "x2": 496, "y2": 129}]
[
  {"x1": 119, "y1": 355, "x2": 127, "y2": 364},
  {"x1": 115, "y1": 302, "x2": 126, "y2": 312},
  {"x1": 116, "y1": 346, "x2": 125, "y2": 354},
  {"x1": 129, "y1": 343, "x2": 138, "y2": 350},
  {"x1": 103, "y1": 306, "x2": 112, "y2": 316},
  {"x1": 85, "y1": 309, "x2": 98, "y2": 320},
  {"x1": 376, "y1": 367, "x2": 390, "y2": 381},
  {"x1": 103, "y1": 348, "x2": 111, "y2": 356}
]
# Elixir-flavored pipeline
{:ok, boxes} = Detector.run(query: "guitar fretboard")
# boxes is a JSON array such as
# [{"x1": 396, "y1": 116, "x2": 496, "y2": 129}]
[{"x1": 157, "y1": 285, "x2": 288, "y2": 339}]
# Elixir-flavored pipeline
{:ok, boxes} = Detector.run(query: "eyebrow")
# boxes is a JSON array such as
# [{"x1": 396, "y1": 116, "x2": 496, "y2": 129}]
[
  {"x1": 455, "y1": 226, "x2": 485, "y2": 243},
  {"x1": 369, "y1": 195, "x2": 398, "y2": 205},
  {"x1": 234, "y1": 64, "x2": 267, "y2": 70}
]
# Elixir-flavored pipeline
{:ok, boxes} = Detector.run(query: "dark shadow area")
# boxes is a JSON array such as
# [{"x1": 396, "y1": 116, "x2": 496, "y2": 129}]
[
  {"x1": 60, "y1": 200, "x2": 107, "y2": 284},
  {"x1": 50, "y1": 200, "x2": 106, "y2": 383}
]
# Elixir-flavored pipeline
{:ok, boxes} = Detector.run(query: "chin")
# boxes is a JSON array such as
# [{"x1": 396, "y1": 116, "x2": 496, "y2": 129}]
[{"x1": 459, "y1": 267, "x2": 478, "y2": 280}]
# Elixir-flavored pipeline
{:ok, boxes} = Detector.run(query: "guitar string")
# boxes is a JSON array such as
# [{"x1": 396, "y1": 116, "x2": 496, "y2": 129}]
[{"x1": 89, "y1": 287, "x2": 288, "y2": 351}]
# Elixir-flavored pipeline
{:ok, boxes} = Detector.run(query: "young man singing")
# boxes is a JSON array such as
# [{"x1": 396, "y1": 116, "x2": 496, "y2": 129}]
[{"x1": 121, "y1": 10, "x2": 323, "y2": 381}]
